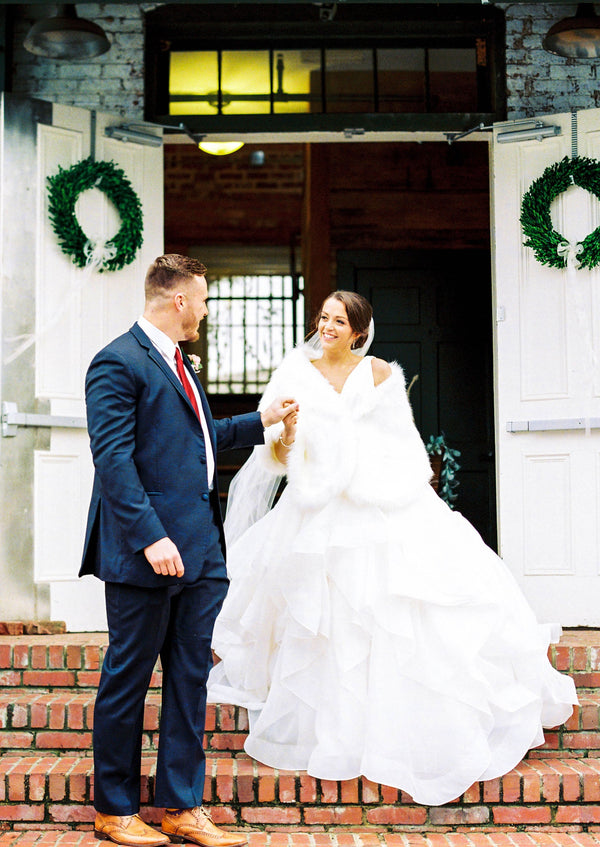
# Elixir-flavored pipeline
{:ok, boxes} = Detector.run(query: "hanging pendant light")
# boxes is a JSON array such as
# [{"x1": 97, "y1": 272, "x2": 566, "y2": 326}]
[
  {"x1": 543, "y1": 3, "x2": 600, "y2": 58},
  {"x1": 24, "y1": 5, "x2": 110, "y2": 60}
]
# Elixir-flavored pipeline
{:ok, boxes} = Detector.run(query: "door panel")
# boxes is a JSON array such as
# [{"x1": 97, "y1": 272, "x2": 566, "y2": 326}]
[
  {"x1": 338, "y1": 248, "x2": 496, "y2": 547},
  {"x1": 491, "y1": 108, "x2": 600, "y2": 625},
  {"x1": 32, "y1": 104, "x2": 163, "y2": 630}
]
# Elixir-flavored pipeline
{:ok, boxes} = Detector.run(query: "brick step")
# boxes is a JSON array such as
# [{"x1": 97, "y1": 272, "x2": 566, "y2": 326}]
[
  {"x1": 0, "y1": 691, "x2": 248, "y2": 756},
  {"x1": 1, "y1": 689, "x2": 599, "y2": 758},
  {"x1": 0, "y1": 635, "x2": 159, "y2": 691},
  {"x1": 4, "y1": 754, "x2": 600, "y2": 829},
  {"x1": 2, "y1": 835, "x2": 600, "y2": 847},
  {"x1": 1, "y1": 630, "x2": 598, "y2": 690}
]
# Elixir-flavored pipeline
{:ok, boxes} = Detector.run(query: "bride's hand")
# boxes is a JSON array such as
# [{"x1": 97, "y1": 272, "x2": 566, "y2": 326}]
[{"x1": 282, "y1": 410, "x2": 297, "y2": 446}]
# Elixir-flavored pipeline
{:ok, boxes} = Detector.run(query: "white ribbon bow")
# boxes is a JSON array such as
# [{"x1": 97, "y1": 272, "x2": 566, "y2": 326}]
[
  {"x1": 557, "y1": 240, "x2": 583, "y2": 270},
  {"x1": 84, "y1": 237, "x2": 118, "y2": 271}
]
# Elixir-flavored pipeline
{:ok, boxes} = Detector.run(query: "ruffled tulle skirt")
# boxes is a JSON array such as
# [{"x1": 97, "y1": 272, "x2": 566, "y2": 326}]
[{"x1": 207, "y1": 483, "x2": 578, "y2": 806}]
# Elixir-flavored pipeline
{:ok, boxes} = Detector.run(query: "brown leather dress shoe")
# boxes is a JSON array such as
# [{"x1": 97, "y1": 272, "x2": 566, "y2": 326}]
[
  {"x1": 161, "y1": 807, "x2": 247, "y2": 847},
  {"x1": 95, "y1": 812, "x2": 170, "y2": 847}
]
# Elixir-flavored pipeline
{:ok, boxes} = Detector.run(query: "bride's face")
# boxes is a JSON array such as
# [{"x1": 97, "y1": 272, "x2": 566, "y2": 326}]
[{"x1": 318, "y1": 298, "x2": 358, "y2": 352}]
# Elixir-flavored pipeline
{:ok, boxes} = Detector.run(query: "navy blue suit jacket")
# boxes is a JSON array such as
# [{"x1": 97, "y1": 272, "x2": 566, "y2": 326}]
[{"x1": 80, "y1": 322, "x2": 265, "y2": 588}]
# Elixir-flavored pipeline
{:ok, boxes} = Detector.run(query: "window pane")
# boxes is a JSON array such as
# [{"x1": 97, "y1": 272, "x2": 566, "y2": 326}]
[
  {"x1": 429, "y1": 48, "x2": 477, "y2": 113},
  {"x1": 221, "y1": 51, "x2": 271, "y2": 114},
  {"x1": 377, "y1": 49, "x2": 426, "y2": 113},
  {"x1": 272, "y1": 49, "x2": 322, "y2": 114},
  {"x1": 206, "y1": 274, "x2": 304, "y2": 393},
  {"x1": 325, "y1": 49, "x2": 374, "y2": 113},
  {"x1": 169, "y1": 51, "x2": 219, "y2": 115}
]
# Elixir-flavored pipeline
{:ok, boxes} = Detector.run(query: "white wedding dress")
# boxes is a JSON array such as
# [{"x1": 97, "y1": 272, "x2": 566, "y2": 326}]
[{"x1": 207, "y1": 347, "x2": 577, "y2": 807}]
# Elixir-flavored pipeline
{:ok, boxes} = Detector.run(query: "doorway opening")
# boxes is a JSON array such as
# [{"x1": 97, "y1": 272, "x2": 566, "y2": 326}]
[{"x1": 166, "y1": 136, "x2": 495, "y2": 547}]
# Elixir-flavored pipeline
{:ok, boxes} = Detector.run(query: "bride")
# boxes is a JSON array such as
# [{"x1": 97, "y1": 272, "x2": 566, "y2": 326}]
[{"x1": 207, "y1": 289, "x2": 577, "y2": 807}]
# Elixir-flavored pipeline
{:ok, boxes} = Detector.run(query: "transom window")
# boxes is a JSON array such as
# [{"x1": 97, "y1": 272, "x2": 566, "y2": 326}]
[{"x1": 145, "y1": 4, "x2": 505, "y2": 135}]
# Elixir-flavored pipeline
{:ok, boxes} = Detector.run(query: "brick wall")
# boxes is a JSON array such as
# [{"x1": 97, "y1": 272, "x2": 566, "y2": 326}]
[
  {"x1": 164, "y1": 143, "x2": 304, "y2": 253},
  {"x1": 8, "y1": 4, "x2": 600, "y2": 123},
  {"x1": 502, "y1": 3, "x2": 600, "y2": 119},
  {"x1": 9, "y1": 4, "x2": 148, "y2": 118}
]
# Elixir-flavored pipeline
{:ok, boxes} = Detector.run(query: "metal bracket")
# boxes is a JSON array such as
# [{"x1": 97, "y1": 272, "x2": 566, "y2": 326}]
[
  {"x1": 507, "y1": 418, "x2": 600, "y2": 433},
  {"x1": 2, "y1": 401, "x2": 87, "y2": 438}
]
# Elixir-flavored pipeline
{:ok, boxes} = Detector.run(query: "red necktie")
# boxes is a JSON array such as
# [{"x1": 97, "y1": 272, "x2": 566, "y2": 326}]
[{"x1": 175, "y1": 348, "x2": 200, "y2": 420}]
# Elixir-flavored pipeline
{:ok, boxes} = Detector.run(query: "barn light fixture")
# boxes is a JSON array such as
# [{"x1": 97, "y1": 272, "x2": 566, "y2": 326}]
[
  {"x1": 543, "y1": 3, "x2": 600, "y2": 58},
  {"x1": 24, "y1": 4, "x2": 110, "y2": 60}
]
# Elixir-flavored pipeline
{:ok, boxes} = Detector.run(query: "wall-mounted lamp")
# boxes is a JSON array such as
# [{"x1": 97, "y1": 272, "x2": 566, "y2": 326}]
[
  {"x1": 496, "y1": 122, "x2": 562, "y2": 144},
  {"x1": 24, "y1": 4, "x2": 110, "y2": 60},
  {"x1": 198, "y1": 141, "x2": 245, "y2": 156},
  {"x1": 105, "y1": 125, "x2": 162, "y2": 147},
  {"x1": 543, "y1": 3, "x2": 600, "y2": 58}
]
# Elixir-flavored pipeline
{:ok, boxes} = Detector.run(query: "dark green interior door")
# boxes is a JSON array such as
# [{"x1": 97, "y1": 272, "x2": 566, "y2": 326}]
[{"x1": 338, "y1": 248, "x2": 496, "y2": 549}]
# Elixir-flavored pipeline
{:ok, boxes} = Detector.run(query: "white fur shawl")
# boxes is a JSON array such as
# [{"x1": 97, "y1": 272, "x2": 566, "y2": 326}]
[{"x1": 255, "y1": 347, "x2": 432, "y2": 510}]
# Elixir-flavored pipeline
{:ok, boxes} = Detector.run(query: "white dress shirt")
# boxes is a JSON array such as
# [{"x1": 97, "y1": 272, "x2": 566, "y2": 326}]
[{"x1": 137, "y1": 316, "x2": 215, "y2": 488}]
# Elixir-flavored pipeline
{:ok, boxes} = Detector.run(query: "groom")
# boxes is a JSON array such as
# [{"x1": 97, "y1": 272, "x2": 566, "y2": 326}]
[{"x1": 80, "y1": 255, "x2": 297, "y2": 847}]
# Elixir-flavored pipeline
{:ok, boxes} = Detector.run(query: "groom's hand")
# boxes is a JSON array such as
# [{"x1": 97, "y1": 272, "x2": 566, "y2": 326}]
[
  {"x1": 144, "y1": 537, "x2": 185, "y2": 577},
  {"x1": 261, "y1": 397, "x2": 299, "y2": 428}
]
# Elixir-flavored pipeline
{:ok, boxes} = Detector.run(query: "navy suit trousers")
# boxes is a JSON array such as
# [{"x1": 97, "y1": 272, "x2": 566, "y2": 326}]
[{"x1": 92, "y1": 522, "x2": 228, "y2": 813}]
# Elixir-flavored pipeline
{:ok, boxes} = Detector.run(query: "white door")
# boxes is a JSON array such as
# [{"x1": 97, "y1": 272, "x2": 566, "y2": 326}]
[
  {"x1": 491, "y1": 108, "x2": 600, "y2": 625},
  {"x1": 32, "y1": 104, "x2": 163, "y2": 630}
]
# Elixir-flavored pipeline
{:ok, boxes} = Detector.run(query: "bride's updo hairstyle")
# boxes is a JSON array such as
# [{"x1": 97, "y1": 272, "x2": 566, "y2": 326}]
[{"x1": 314, "y1": 290, "x2": 373, "y2": 350}]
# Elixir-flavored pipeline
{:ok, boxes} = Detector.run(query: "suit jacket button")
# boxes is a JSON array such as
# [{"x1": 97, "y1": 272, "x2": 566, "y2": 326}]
[{"x1": 201, "y1": 493, "x2": 209, "y2": 501}]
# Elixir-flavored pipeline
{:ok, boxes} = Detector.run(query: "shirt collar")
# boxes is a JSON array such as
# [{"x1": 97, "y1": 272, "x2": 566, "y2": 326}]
[{"x1": 137, "y1": 316, "x2": 179, "y2": 364}]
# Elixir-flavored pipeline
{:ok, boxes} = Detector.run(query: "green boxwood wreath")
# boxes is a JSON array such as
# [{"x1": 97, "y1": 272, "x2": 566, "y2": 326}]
[
  {"x1": 520, "y1": 155, "x2": 600, "y2": 271},
  {"x1": 47, "y1": 156, "x2": 143, "y2": 272}
]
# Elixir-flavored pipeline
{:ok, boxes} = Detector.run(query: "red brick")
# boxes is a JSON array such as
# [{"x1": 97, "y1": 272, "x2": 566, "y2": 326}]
[
  {"x1": 210, "y1": 733, "x2": 246, "y2": 751},
  {"x1": 565, "y1": 733, "x2": 600, "y2": 749},
  {"x1": 74, "y1": 673, "x2": 100, "y2": 687},
  {"x1": 320, "y1": 780, "x2": 338, "y2": 803},
  {"x1": 0, "y1": 807, "x2": 44, "y2": 822},
  {"x1": 204, "y1": 705, "x2": 216, "y2": 732},
  {"x1": 0, "y1": 646, "x2": 10, "y2": 668},
  {"x1": 0, "y1": 734, "x2": 32, "y2": 750},
  {"x1": 361, "y1": 778, "x2": 379, "y2": 803},
  {"x1": 299, "y1": 775, "x2": 316, "y2": 803},
  {"x1": 22, "y1": 672, "x2": 75, "y2": 687},
  {"x1": 0, "y1": 673, "x2": 20, "y2": 686},
  {"x1": 12, "y1": 647, "x2": 28, "y2": 670},
  {"x1": 340, "y1": 778, "x2": 359, "y2": 803},
  {"x1": 552, "y1": 646, "x2": 570, "y2": 671},
  {"x1": 48, "y1": 806, "x2": 96, "y2": 823},
  {"x1": 235, "y1": 760, "x2": 254, "y2": 803},
  {"x1": 257, "y1": 773, "x2": 275, "y2": 803},
  {"x1": 206, "y1": 806, "x2": 236, "y2": 825},
  {"x1": 502, "y1": 772, "x2": 521, "y2": 802},
  {"x1": 30, "y1": 646, "x2": 47, "y2": 670},
  {"x1": 366, "y1": 806, "x2": 428, "y2": 825},
  {"x1": 36, "y1": 732, "x2": 92, "y2": 750},
  {"x1": 241, "y1": 807, "x2": 300, "y2": 824},
  {"x1": 217, "y1": 705, "x2": 236, "y2": 731},
  {"x1": 493, "y1": 806, "x2": 552, "y2": 824},
  {"x1": 278, "y1": 774, "x2": 296, "y2": 803},
  {"x1": 303, "y1": 807, "x2": 363, "y2": 825},
  {"x1": 555, "y1": 807, "x2": 600, "y2": 823},
  {"x1": 430, "y1": 806, "x2": 490, "y2": 825},
  {"x1": 48, "y1": 646, "x2": 64, "y2": 669}
]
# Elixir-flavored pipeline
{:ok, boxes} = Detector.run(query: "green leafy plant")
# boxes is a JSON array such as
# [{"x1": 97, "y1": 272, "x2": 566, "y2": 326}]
[{"x1": 426, "y1": 434, "x2": 461, "y2": 508}]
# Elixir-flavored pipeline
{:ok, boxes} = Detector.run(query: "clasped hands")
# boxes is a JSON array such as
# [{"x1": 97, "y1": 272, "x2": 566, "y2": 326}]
[{"x1": 144, "y1": 396, "x2": 299, "y2": 578}]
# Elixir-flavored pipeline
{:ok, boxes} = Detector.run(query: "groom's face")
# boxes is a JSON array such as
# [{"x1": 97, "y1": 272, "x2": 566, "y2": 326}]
[{"x1": 180, "y1": 275, "x2": 209, "y2": 342}]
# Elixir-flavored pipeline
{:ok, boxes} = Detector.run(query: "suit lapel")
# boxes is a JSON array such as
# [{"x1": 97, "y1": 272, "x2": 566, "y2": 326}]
[{"x1": 129, "y1": 324, "x2": 204, "y2": 426}]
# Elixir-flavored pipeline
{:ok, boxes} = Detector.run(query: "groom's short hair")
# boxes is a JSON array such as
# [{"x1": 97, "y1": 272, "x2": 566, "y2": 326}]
[{"x1": 145, "y1": 254, "x2": 207, "y2": 299}]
